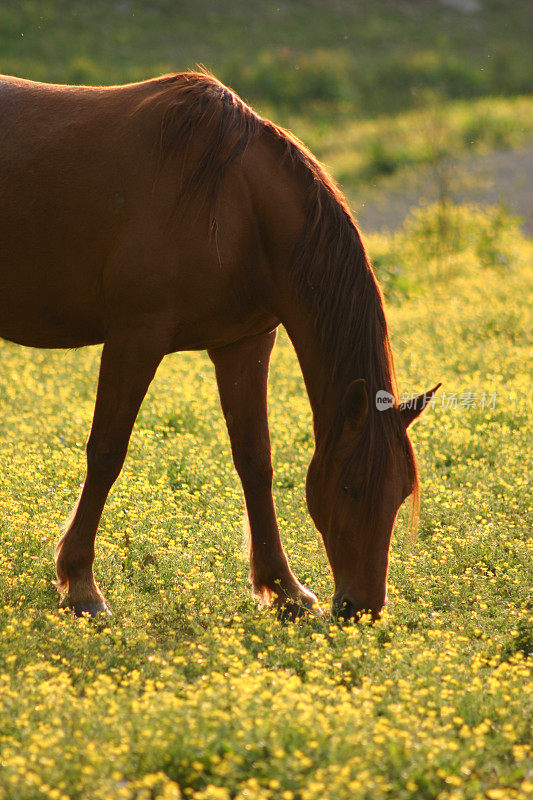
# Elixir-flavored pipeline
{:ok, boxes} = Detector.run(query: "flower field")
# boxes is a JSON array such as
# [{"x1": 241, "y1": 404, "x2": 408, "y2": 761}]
[{"x1": 0, "y1": 204, "x2": 531, "y2": 799}]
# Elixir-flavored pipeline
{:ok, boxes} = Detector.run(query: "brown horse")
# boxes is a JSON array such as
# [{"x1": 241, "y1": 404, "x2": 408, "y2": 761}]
[{"x1": 0, "y1": 71, "x2": 439, "y2": 619}]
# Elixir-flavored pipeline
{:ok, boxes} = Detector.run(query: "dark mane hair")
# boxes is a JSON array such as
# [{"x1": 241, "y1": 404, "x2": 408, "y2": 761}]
[{"x1": 153, "y1": 71, "x2": 419, "y2": 521}]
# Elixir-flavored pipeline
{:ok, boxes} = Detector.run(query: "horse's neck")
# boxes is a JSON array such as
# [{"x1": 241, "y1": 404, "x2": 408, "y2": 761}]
[
  {"x1": 249, "y1": 136, "x2": 370, "y2": 434},
  {"x1": 277, "y1": 278, "x2": 388, "y2": 445}
]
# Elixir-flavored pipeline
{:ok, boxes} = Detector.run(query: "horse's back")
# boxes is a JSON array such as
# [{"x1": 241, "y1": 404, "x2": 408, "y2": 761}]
[
  {"x1": 0, "y1": 75, "x2": 277, "y2": 351},
  {"x1": 0, "y1": 77, "x2": 177, "y2": 348},
  {"x1": 0, "y1": 80, "x2": 125, "y2": 343}
]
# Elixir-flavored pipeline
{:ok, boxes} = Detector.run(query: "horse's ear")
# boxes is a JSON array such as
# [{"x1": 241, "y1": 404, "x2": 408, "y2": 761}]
[
  {"x1": 342, "y1": 378, "x2": 368, "y2": 433},
  {"x1": 399, "y1": 383, "x2": 442, "y2": 428}
]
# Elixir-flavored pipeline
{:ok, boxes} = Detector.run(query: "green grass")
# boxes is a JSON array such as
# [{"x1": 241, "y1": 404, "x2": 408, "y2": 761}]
[
  {"x1": 2, "y1": 1, "x2": 532, "y2": 200},
  {"x1": 2, "y1": 1, "x2": 532, "y2": 199},
  {"x1": 1, "y1": 1, "x2": 531, "y2": 113},
  {"x1": 1, "y1": 3, "x2": 532, "y2": 797},
  {"x1": 0, "y1": 205, "x2": 532, "y2": 799},
  {"x1": 291, "y1": 94, "x2": 533, "y2": 192}
]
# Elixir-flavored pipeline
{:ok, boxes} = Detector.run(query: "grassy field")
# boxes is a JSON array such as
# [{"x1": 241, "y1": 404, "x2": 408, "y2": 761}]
[
  {"x1": 1, "y1": 205, "x2": 531, "y2": 799},
  {"x1": 1, "y1": 1, "x2": 533, "y2": 199},
  {"x1": 1, "y1": 2, "x2": 532, "y2": 799},
  {"x1": 2, "y1": 1, "x2": 532, "y2": 109}
]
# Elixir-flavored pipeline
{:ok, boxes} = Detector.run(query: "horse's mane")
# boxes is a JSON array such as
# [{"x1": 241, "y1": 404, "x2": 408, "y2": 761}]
[{"x1": 152, "y1": 71, "x2": 419, "y2": 518}]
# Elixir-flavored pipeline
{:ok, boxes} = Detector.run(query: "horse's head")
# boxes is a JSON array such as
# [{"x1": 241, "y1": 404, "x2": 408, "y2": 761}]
[{"x1": 306, "y1": 378, "x2": 440, "y2": 620}]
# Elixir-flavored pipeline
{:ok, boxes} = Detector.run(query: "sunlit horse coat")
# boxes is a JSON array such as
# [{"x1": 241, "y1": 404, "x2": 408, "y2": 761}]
[{"x1": 0, "y1": 72, "x2": 439, "y2": 618}]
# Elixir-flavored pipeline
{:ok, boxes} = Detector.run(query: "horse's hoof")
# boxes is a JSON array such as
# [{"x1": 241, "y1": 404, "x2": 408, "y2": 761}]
[
  {"x1": 73, "y1": 599, "x2": 111, "y2": 617},
  {"x1": 61, "y1": 597, "x2": 111, "y2": 617}
]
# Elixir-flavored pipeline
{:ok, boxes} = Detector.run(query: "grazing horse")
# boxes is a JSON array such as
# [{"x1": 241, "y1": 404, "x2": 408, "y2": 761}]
[{"x1": 0, "y1": 71, "x2": 439, "y2": 619}]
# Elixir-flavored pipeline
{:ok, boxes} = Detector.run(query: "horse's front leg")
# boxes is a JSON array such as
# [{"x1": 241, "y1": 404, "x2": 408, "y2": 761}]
[
  {"x1": 54, "y1": 329, "x2": 165, "y2": 615},
  {"x1": 209, "y1": 330, "x2": 320, "y2": 619}
]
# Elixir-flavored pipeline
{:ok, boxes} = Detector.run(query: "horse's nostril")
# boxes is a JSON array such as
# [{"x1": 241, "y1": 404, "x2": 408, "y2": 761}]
[{"x1": 334, "y1": 596, "x2": 357, "y2": 621}]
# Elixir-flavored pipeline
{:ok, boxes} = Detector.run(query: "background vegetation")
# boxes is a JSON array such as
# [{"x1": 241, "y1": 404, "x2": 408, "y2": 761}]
[
  {"x1": 1, "y1": 0, "x2": 532, "y2": 207},
  {"x1": 2, "y1": 0, "x2": 532, "y2": 110},
  {"x1": 0, "y1": 2, "x2": 531, "y2": 799}
]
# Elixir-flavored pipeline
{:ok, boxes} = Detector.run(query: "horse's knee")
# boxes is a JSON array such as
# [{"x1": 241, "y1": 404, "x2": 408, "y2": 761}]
[
  {"x1": 234, "y1": 445, "x2": 273, "y2": 488},
  {"x1": 86, "y1": 438, "x2": 126, "y2": 485}
]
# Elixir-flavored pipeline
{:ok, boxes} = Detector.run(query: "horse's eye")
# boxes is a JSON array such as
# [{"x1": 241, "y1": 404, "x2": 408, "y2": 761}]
[{"x1": 342, "y1": 484, "x2": 358, "y2": 498}]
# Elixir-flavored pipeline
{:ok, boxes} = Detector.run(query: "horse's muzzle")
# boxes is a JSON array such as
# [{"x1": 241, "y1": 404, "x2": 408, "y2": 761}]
[
  {"x1": 332, "y1": 595, "x2": 383, "y2": 622},
  {"x1": 333, "y1": 596, "x2": 359, "y2": 621}
]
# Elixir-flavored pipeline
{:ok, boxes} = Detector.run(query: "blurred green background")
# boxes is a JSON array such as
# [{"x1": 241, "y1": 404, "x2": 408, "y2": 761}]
[
  {"x1": 1, "y1": 7, "x2": 532, "y2": 798},
  {"x1": 2, "y1": 1, "x2": 531, "y2": 112},
  {"x1": 1, "y1": 1, "x2": 532, "y2": 230}
]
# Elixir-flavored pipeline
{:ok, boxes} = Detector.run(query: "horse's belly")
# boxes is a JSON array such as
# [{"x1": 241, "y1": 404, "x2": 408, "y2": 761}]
[
  {"x1": 0, "y1": 200, "x2": 110, "y2": 348},
  {"x1": 0, "y1": 270, "x2": 106, "y2": 348},
  {"x1": 168, "y1": 308, "x2": 279, "y2": 352},
  {"x1": 0, "y1": 307, "x2": 105, "y2": 349}
]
